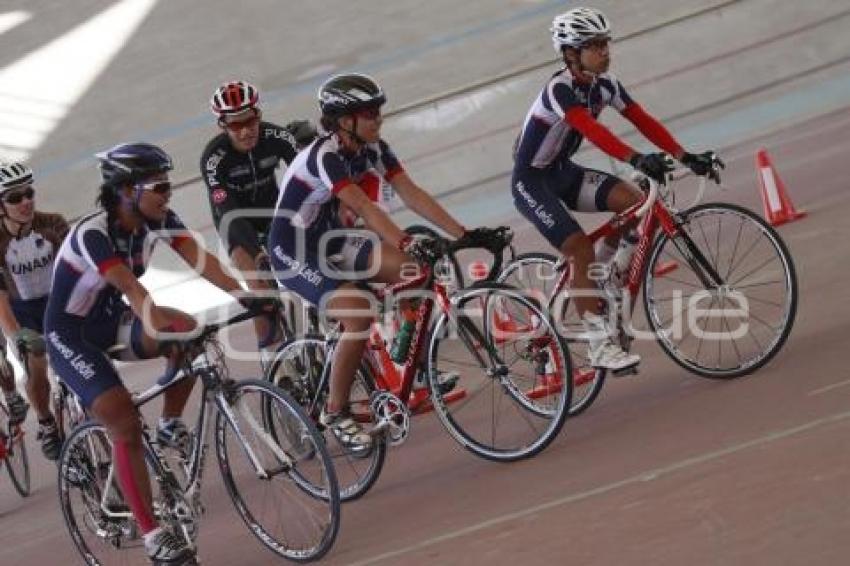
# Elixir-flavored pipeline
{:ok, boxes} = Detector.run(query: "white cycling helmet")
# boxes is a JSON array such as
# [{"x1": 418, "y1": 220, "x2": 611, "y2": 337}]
[
  {"x1": 551, "y1": 7, "x2": 611, "y2": 52},
  {"x1": 0, "y1": 161, "x2": 34, "y2": 194}
]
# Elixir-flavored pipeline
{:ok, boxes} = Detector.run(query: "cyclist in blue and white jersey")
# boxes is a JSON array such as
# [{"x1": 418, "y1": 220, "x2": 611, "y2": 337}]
[
  {"x1": 269, "y1": 73, "x2": 493, "y2": 450},
  {"x1": 45, "y1": 143, "x2": 248, "y2": 565},
  {"x1": 513, "y1": 7, "x2": 723, "y2": 371}
]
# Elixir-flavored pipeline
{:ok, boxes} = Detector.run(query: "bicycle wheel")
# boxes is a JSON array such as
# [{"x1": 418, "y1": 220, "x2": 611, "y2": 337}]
[
  {"x1": 644, "y1": 202, "x2": 798, "y2": 378},
  {"x1": 266, "y1": 335, "x2": 386, "y2": 501},
  {"x1": 58, "y1": 421, "x2": 143, "y2": 565},
  {"x1": 498, "y1": 252, "x2": 606, "y2": 415},
  {"x1": 428, "y1": 283, "x2": 571, "y2": 462},
  {"x1": 215, "y1": 379, "x2": 340, "y2": 562},
  {"x1": 0, "y1": 401, "x2": 30, "y2": 497}
]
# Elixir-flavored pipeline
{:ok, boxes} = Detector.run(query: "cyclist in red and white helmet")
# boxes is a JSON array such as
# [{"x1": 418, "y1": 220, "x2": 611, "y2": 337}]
[
  {"x1": 201, "y1": 80, "x2": 317, "y2": 349},
  {"x1": 512, "y1": 7, "x2": 724, "y2": 371}
]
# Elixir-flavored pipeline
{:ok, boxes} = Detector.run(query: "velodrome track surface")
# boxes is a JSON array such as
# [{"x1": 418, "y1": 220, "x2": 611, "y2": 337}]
[{"x1": 2, "y1": 0, "x2": 849, "y2": 564}]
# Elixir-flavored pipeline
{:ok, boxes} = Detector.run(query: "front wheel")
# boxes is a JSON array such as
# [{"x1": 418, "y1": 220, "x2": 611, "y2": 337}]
[
  {"x1": 428, "y1": 284, "x2": 571, "y2": 462},
  {"x1": 215, "y1": 380, "x2": 340, "y2": 562},
  {"x1": 643, "y1": 202, "x2": 798, "y2": 378}
]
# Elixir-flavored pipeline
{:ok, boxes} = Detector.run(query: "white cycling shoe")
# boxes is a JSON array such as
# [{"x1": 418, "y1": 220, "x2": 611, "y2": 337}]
[{"x1": 588, "y1": 341, "x2": 640, "y2": 371}]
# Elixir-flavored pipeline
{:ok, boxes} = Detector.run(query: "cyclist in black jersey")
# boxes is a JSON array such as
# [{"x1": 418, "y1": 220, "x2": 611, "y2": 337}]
[{"x1": 200, "y1": 80, "x2": 317, "y2": 347}]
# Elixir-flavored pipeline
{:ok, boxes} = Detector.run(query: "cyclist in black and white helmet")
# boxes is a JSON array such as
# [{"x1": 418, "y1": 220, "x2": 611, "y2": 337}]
[
  {"x1": 511, "y1": 7, "x2": 724, "y2": 371},
  {"x1": 266, "y1": 73, "x2": 499, "y2": 450},
  {"x1": 201, "y1": 80, "x2": 318, "y2": 349},
  {"x1": 0, "y1": 161, "x2": 70, "y2": 459}
]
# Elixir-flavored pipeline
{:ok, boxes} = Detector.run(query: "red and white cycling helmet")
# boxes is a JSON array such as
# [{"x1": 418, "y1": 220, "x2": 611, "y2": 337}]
[
  {"x1": 210, "y1": 80, "x2": 260, "y2": 117},
  {"x1": 0, "y1": 161, "x2": 34, "y2": 195},
  {"x1": 551, "y1": 7, "x2": 611, "y2": 52}
]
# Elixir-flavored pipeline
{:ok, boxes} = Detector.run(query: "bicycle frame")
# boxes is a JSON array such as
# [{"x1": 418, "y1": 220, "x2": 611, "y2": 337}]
[{"x1": 545, "y1": 174, "x2": 724, "y2": 314}]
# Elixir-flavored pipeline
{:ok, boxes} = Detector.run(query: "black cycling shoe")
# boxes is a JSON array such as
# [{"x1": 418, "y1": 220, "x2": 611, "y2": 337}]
[{"x1": 37, "y1": 417, "x2": 61, "y2": 461}]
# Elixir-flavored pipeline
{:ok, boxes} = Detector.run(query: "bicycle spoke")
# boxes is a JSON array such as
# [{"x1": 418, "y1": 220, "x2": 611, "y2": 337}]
[{"x1": 724, "y1": 218, "x2": 747, "y2": 281}]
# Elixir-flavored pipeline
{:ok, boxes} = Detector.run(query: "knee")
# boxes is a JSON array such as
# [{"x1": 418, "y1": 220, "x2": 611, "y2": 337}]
[{"x1": 560, "y1": 233, "x2": 594, "y2": 265}]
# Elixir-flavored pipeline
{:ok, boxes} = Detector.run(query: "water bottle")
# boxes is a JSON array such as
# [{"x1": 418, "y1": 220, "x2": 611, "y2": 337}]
[{"x1": 390, "y1": 319, "x2": 416, "y2": 363}]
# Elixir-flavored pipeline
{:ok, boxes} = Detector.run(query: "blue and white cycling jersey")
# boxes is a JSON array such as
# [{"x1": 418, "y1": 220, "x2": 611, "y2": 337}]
[
  {"x1": 46, "y1": 209, "x2": 190, "y2": 322},
  {"x1": 267, "y1": 134, "x2": 402, "y2": 305},
  {"x1": 514, "y1": 69, "x2": 634, "y2": 169},
  {"x1": 270, "y1": 134, "x2": 403, "y2": 252}
]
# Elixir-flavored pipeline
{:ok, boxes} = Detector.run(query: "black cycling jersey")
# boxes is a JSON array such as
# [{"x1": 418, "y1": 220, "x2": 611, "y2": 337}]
[{"x1": 200, "y1": 121, "x2": 298, "y2": 257}]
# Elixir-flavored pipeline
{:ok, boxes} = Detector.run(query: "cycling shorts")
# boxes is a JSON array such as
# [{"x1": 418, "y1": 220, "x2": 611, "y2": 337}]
[
  {"x1": 270, "y1": 232, "x2": 374, "y2": 306},
  {"x1": 512, "y1": 161, "x2": 620, "y2": 249},
  {"x1": 45, "y1": 304, "x2": 149, "y2": 408}
]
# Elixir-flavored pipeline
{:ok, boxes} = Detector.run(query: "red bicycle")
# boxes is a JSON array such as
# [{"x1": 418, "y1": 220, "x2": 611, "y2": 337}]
[
  {"x1": 0, "y1": 383, "x2": 30, "y2": 497},
  {"x1": 265, "y1": 228, "x2": 572, "y2": 501},
  {"x1": 498, "y1": 158, "x2": 798, "y2": 414}
]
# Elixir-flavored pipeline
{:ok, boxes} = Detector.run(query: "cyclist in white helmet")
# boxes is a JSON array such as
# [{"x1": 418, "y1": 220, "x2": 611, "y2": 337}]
[
  {"x1": 512, "y1": 7, "x2": 723, "y2": 370},
  {"x1": 0, "y1": 161, "x2": 68, "y2": 459},
  {"x1": 201, "y1": 80, "x2": 318, "y2": 349}
]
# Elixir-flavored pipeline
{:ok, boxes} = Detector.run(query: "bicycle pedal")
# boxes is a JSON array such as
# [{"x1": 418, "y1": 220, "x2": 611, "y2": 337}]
[{"x1": 612, "y1": 365, "x2": 639, "y2": 378}]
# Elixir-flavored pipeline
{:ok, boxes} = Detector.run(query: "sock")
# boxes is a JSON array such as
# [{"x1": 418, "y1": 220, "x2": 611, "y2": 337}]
[
  {"x1": 159, "y1": 417, "x2": 178, "y2": 430},
  {"x1": 144, "y1": 526, "x2": 163, "y2": 543},
  {"x1": 594, "y1": 240, "x2": 617, "y2": 264},
  {"x1": 582, "y1": 312, "x2": 610, "y2": 352}
]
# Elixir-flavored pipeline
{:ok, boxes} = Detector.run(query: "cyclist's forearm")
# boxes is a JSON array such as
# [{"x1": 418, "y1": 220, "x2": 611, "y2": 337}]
[
  {"x1": 0, "y1": 294, "x2": 21, "y2": 337},
  {"x1": 174, "y1": 238, "x2": 242, "y2": 294},
  {"x1": 620, "y1": 103, "x2": 684, "y2": 158},
  {"x1": 394, "y1": 178, "x2": 465, "y2": 238}
]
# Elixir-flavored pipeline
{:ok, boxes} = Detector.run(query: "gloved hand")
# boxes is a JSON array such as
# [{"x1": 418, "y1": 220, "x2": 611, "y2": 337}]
[
  {"x1": 283, "y1": 119, "x2": 318, "y2": 150},
  {"x1": 628, "y1": 152, "x2": 674, "y2": 185},
  {"x1": 399, "y1": 234, "x2": 443, "y2": 264},
  {"x1": 462, "y1": 226, "x2": 513, "y2": 250},
  {"x1": 680, "y1": 150, "x2": 725, "y2": 183},
  {"x1": 13, "y1": 328, "x2": 46, "y2": 357}
]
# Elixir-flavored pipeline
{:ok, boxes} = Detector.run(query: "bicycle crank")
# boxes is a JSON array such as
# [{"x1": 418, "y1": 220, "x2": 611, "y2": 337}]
[{"x1": 369, "y1": 391, "x2": 411, "y2": 446}]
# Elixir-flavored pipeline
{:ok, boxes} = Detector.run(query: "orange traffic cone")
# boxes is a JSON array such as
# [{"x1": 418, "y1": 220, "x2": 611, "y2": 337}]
[{"x1": 755, "y1": 148, "x2": 806, "y2": 226}]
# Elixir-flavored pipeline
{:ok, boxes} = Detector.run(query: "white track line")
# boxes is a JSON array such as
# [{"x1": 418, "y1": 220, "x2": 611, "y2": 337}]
[{"x1": 348, "y1": 408, "x2": 850, "y2": 566}]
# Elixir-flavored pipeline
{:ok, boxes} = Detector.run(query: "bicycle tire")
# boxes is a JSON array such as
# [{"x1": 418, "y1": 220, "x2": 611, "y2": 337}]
[
  {"x1": 497, "y1": 252, "x2": 607, "y2": 415},
  {"x1": 215, "y1": 379, "x2": 340, "y2": 562},
  {"x1": 643, "y1": 202, "x2": 798, "y2": 378},
  {"x1": 57, "y1": 421, "x2": 141, "y2": 565},
  {"x1": 265, "y1": 335, "x2": 387, "y2": 501},
  {"x1": 1, "y1": 402, "x2": 30, "y2": 497},
  {"x1": 428, "y1": 283, "x2": 571, "y2": 462}
]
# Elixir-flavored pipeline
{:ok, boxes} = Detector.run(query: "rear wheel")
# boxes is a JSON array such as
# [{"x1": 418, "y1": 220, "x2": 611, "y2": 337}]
[
  {"x1": 498, "y1": 252, "x2": 606, "y2": 414},
  {"x1": 58, "y1": 421, "x2": 141, "y2": 565},
  {"x1": 428, "y1": 284, "x2": 571, "y2": 462},
  {"x1": 266, "y1": 336, "x2": 386, "y2": 501}
]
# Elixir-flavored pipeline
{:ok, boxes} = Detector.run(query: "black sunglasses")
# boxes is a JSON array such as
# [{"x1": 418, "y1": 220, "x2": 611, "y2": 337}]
[
  {"x1": 3, "y1": 187, "x2": 35, "y2": 204},
  {"x1": 135, "y1": 180, "x2": 172, "y2": 195}
]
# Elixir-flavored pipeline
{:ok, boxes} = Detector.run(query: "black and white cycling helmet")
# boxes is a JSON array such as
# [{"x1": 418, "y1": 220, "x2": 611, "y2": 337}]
[
  {"x1": 0, "y1": 161, "x2": 34, "y2": 194},
  {"x1": 551, "y1": 7, "x2": 611, "y2": 52},
  {"x1": 318, "y1": 73, "x2": 386, "y2": 117},
  {"x1": 210, "y1": 80, "x2": 260, "y2": 117},
  {"x1": 96, "y1": 142, "x2": 173, "y2": 186}
]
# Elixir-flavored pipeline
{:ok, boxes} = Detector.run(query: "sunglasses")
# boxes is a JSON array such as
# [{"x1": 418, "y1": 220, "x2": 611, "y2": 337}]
[
  {"x1": 221, "y1": 115, "x2": 260, "y2": 131},
  {"x1": 3, "y1": 187, "x2": 35, "y2": 204},
  {"x1": 355, "y1": 107, "x2": 381, "y2": 120},
  {"x1": 135, "y1": 180, "x2": 172, "y2": 195},
  {"x1": 583, "y1": 37, "x2": 610, "y2": 51}
]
